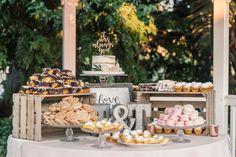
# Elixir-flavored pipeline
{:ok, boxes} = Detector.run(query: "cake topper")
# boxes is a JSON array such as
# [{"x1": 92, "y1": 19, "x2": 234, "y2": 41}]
[{"x1": 93, "y1": 32, "x2": 114, "y2": 55}]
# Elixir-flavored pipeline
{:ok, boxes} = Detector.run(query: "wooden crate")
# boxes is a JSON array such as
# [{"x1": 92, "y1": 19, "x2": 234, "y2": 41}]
[
  {"x1": 12, "y1": 93, "x2": 96, "y2": 141},
  {"x1": 137, "y1": 91, "x2": 215, "y2": 135}
]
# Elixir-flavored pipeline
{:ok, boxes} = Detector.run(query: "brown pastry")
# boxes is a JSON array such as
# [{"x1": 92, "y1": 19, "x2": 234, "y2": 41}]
[
  {"x1": 82, "y1": 104, "x2": 94, "y2": 113},
  {"x1": 55, "y1": 111, "x2": 67, "y2": 120}
]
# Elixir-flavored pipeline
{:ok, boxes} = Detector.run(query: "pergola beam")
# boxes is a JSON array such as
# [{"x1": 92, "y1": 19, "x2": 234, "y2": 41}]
[
  {"x1": 61, "y1": 0, "x2": 77, "y2": 75},
  {"x1": 213, "y1": 0, "x2": 230, "y2": 133}
]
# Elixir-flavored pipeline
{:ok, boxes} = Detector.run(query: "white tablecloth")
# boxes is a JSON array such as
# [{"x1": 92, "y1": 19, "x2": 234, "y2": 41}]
[{"x1": 6, "y1": 134, "x2": 231, "y2": 157}]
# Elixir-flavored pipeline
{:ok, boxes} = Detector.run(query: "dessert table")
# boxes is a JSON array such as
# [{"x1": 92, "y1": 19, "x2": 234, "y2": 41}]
[{"x1": 6, "y1": 134, "x2": 231, "y2": 157}]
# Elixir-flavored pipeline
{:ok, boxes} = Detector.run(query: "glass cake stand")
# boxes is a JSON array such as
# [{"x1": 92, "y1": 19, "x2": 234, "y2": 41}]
[
  {"x1": 81, "y1": 71, "x2": 127, "y2": 83},
  {"x1": 80, "y1": 127, "x2": 123, "y2": 149},
  {"x1": 44, "y1": 123, "x2": 81, "y2": 142},
  {"x1": 158, "y1": 123, "x2": 205, "y2": 143}
]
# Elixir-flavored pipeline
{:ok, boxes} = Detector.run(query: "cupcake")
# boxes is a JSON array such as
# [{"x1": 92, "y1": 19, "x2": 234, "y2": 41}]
[
  {"x1": 184, "y1": 128, "x2": 193, "y2": 135},
  {"x1": 191, "y1": 83, "x2": 201, "y2": 92},
  {"x1": 155, "y1": 125, "x2": 163, "y2": 134},
  {"x1": 175, "y1": 82, "x2": 183, "y2": 92},
  {"x1": 164, "y1": 128, "x2": 172, "y2": 134},
  {"x1": 194, "y1": 127, "x2": 203, "y2": 135},
  {"x1": 183, "y1": 83, "x2": 192, "y2": 92},
  {"x1": 200, "y1": 83, "x2": 209, "y2": 92}
]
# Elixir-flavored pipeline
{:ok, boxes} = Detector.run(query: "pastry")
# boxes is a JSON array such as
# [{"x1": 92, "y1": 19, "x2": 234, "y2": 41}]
[
  {"x1": 155, "y1": 125, "x2": 163, "y2": 134},
  {"x1": 194, "y1": 127, "x2": 203, "y2": 135},
  {"x1": 183, "y1": 83, "x2": 191, "y2": 92},
  {"x1": 184, "y1": 128, "x2": 193, "y2": 134},
  {"x1": 164, "y1": 128, "x2": 172, "y2": 134}
]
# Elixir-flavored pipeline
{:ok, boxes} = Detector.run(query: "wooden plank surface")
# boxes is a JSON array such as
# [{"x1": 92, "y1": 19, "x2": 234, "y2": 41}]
[
  {"x1": 35, "y1": 96, "x2": 42, "y2": 141},
  {"x1": 12, "y1": 94, "x2": 20, "y2": 138},
  {"x1": 20, "y1": 95, "x2": 27, "y2": 139},
  {"x1": 17, "y1": 93, "x2": 95, "y2": 98},
  {"x1": 27, "y1": 95, "x2": 34, "y2": 140}
]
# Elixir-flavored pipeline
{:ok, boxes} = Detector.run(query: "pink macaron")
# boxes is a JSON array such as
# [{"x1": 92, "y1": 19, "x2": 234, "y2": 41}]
[
  {"x1": 169, "y1": 115, "x2": 179, "y2": 122},
  {"x1": 162, "y1": 115, "x2": 169, "y2": 121},
  {"x1": 166, "y1": 121, "x2": 175, "y2": 127}
]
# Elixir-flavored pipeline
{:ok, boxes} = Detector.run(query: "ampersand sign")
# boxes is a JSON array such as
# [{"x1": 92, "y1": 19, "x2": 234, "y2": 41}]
[{"x1": 112, "y1": 104, "x2": 135, "y2": 130}]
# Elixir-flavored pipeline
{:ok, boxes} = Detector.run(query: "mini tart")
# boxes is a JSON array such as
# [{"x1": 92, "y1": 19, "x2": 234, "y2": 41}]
[
  {"x1": 70, "y1": 81, "x2": 79, "y2": 87},
  {"x1": 194, "y1": 127, "x2": 203, "y2": 135},
  {"x1": 42, "y1": 68, "x2": 52, "y2": 74},
  {"x1": 52, "y1": 68, "x2": 60, "y2": 75},
  {"x1": 42, "y1": 76, "x2": 53, "y2": 83},
  {"x1": 184, "y1": 128, "x2": 193, "y2": 135},
  {"x1": 27, "y1": 80, "x2": 40, "y2": 87},
  {"x1": 164, "y1": 128, "x2": 172, "y2": 134}
]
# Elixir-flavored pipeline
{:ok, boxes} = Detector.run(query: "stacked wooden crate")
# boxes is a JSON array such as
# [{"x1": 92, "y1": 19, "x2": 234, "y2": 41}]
[{"x1": 12, "y1": 93, "x2": 96, "y2": 141}]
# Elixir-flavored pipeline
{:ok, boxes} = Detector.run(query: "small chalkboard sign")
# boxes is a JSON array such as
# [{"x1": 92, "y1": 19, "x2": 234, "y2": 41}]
[{"x1": 89, "y1": 83, "x2": 133, "y2": 106}]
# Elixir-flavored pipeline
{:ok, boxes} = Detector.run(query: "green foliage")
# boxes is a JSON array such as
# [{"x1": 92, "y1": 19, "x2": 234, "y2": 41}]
[{"x1": 0, "y1": 117, "x2": 12, "y2": 157}]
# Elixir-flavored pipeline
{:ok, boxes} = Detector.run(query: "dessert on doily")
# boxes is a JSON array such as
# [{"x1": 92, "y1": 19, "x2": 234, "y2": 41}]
[
  {"x1": 20, "y1": 68, "x2": 89, "y2": 95},
  {"x1": 138, "y1": 80, "x2": 213, "y2": 92},
  {"x1": 83, "y1": 32, "x2": 124, "y2": 74},
  {"x1": 81, "y1": 120, "x2": 123, "y2": 132},
  {"x1": 105, "y1": 129, "x2": 170, "y2": 145},
  {"x1": 43, "y1": 96, "x2": 98, "y2": 126},
  {"x1": 157, "y1": 104, "x2": 205, "y2": 133}
]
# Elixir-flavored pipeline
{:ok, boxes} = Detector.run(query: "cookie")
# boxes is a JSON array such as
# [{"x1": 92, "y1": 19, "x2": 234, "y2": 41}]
[
  {"x1": 82, "y1": 104, "x2": 94, "y2": 113},
  {"x1": 55, "y1": 111, "x2": 66, "y2": 120}
]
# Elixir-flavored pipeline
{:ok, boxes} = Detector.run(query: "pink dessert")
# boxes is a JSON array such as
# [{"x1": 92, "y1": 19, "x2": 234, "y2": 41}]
[
  {"x1": 173, "y1": 109, "x2": 182, "y2": 116},
  {"x1": 185, "y1": 120, "x2": 194, "y2": 126},
  {"x1": 166, "y1": 119, "x2": 175, "y2": 124},
  {"x1": 176, "y1": 121, "x2": 184, "y2": 127},
  {"x1": 162, "y1": 115, "x2": 169, "y2": 121},
  {"x1": 169, "y1": 115, "x2": 179, "y2": 122}
]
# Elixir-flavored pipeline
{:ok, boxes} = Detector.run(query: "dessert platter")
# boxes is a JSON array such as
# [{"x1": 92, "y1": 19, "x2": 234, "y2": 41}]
[
  {"x1": 156, "y1": 104, "x2": 205, "y2": 143},
  {"x1": 43, "y1": 96, "x2": 98, "y2": 142},
  {"x1": 81, "y1": 120, "x2": 123, "y2": 148},
  {"x1": 104, "y1": 129, "x2": 171, "y2": 147},
  {"x1": 20, "y1": 68, "x2": 90, "y2": 95}
]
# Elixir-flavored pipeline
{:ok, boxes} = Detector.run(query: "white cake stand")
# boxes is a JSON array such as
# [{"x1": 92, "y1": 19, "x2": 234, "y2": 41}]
[
  {"x1": 44, "y1": 123, "x2": 81, "y2": 142},
  {"x1": 80, "y1": 127, "x2": 123, "y2": 149},
  {"x1": 158, "y1": 123, "x2": 205, "y2": 143},
  {"x1": 81, "y1": 71, "x2": 127, "y2": 83}
]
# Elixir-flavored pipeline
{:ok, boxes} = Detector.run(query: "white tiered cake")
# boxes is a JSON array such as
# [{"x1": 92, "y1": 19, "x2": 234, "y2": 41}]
[{"x1": 92, "y1": 55, "x2": 122, "y2": 72}]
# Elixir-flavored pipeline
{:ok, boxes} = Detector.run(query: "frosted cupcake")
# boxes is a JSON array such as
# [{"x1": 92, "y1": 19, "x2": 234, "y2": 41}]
[
  {"x1": 191, "y1": 83, "x2": 201, "y2": 92},
  {"x1": 164, "y1": 128, "x2": 172, "y2": 134},
  {"x1": 194, "y1": 127, "x2": 203, "y2": 135},
  {"x1": 184, "y1": 128, "x2": 193, "y2": 134},
  {"x1": 200, "y1": 83, "x2": 210, "y2": 92},
  {"x1": 175, "y1": 82, "x2": 184, "y2": 92},
  {"x1": 155, "y1": 125, "x2": 163, "y2": 134},
  {"x1": 183, "y1": 83, "x2": 192, "y2": 92}
]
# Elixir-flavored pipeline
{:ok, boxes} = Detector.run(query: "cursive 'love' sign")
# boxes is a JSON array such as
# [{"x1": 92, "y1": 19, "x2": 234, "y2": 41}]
[{"x1": 90, "y1": 87, "x2": 131, "y2": 106}]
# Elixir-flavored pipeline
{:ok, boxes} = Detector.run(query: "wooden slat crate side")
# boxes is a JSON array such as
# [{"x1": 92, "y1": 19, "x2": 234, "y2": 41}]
[
  {"x1": 34, "y1": 96, "x2": 42, "y2": 141},
  {"x1": 12, "y1": 94, "x2": 20, "y2": 138},
  {"x1": 27, "y1": 95, "x2": 34, "y2": 140},
  {"x1": 20, "y1": 95, "x2": 27, "y2": 139}
]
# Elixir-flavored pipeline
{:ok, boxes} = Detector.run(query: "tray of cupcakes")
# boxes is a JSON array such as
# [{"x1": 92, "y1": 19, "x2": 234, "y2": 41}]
[
  {"x1": 104, "y1": 129, "x2": 171, "y2": 147},
  {"x1": 19, "y1": 68, "x2": 90, "y2": 95},
  {"x1": 137, "y1": 80, "x2": 213, "y2": 93}
]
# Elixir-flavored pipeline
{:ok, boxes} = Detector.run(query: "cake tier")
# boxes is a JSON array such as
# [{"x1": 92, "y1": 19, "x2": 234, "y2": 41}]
[{"x1": 91, "y1": 55, "x2": 122, "y2": 72}]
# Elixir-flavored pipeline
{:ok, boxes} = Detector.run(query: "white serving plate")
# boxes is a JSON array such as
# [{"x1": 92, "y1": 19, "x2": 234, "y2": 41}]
[
  {"x1": 117, "y1": 139, "x2": 172, "y2": 147},
  {"x1": 82, "y1": 71, "x2": 125, "y2": 75}
]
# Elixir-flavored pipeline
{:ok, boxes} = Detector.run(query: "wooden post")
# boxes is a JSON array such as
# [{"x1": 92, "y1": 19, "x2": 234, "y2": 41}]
[
  {"x1": 61, "y1": 0, "x2": 77, "y2": 75},
  {"x1": 213, "y1": 0, "x2": 230, "y2": 133}
]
